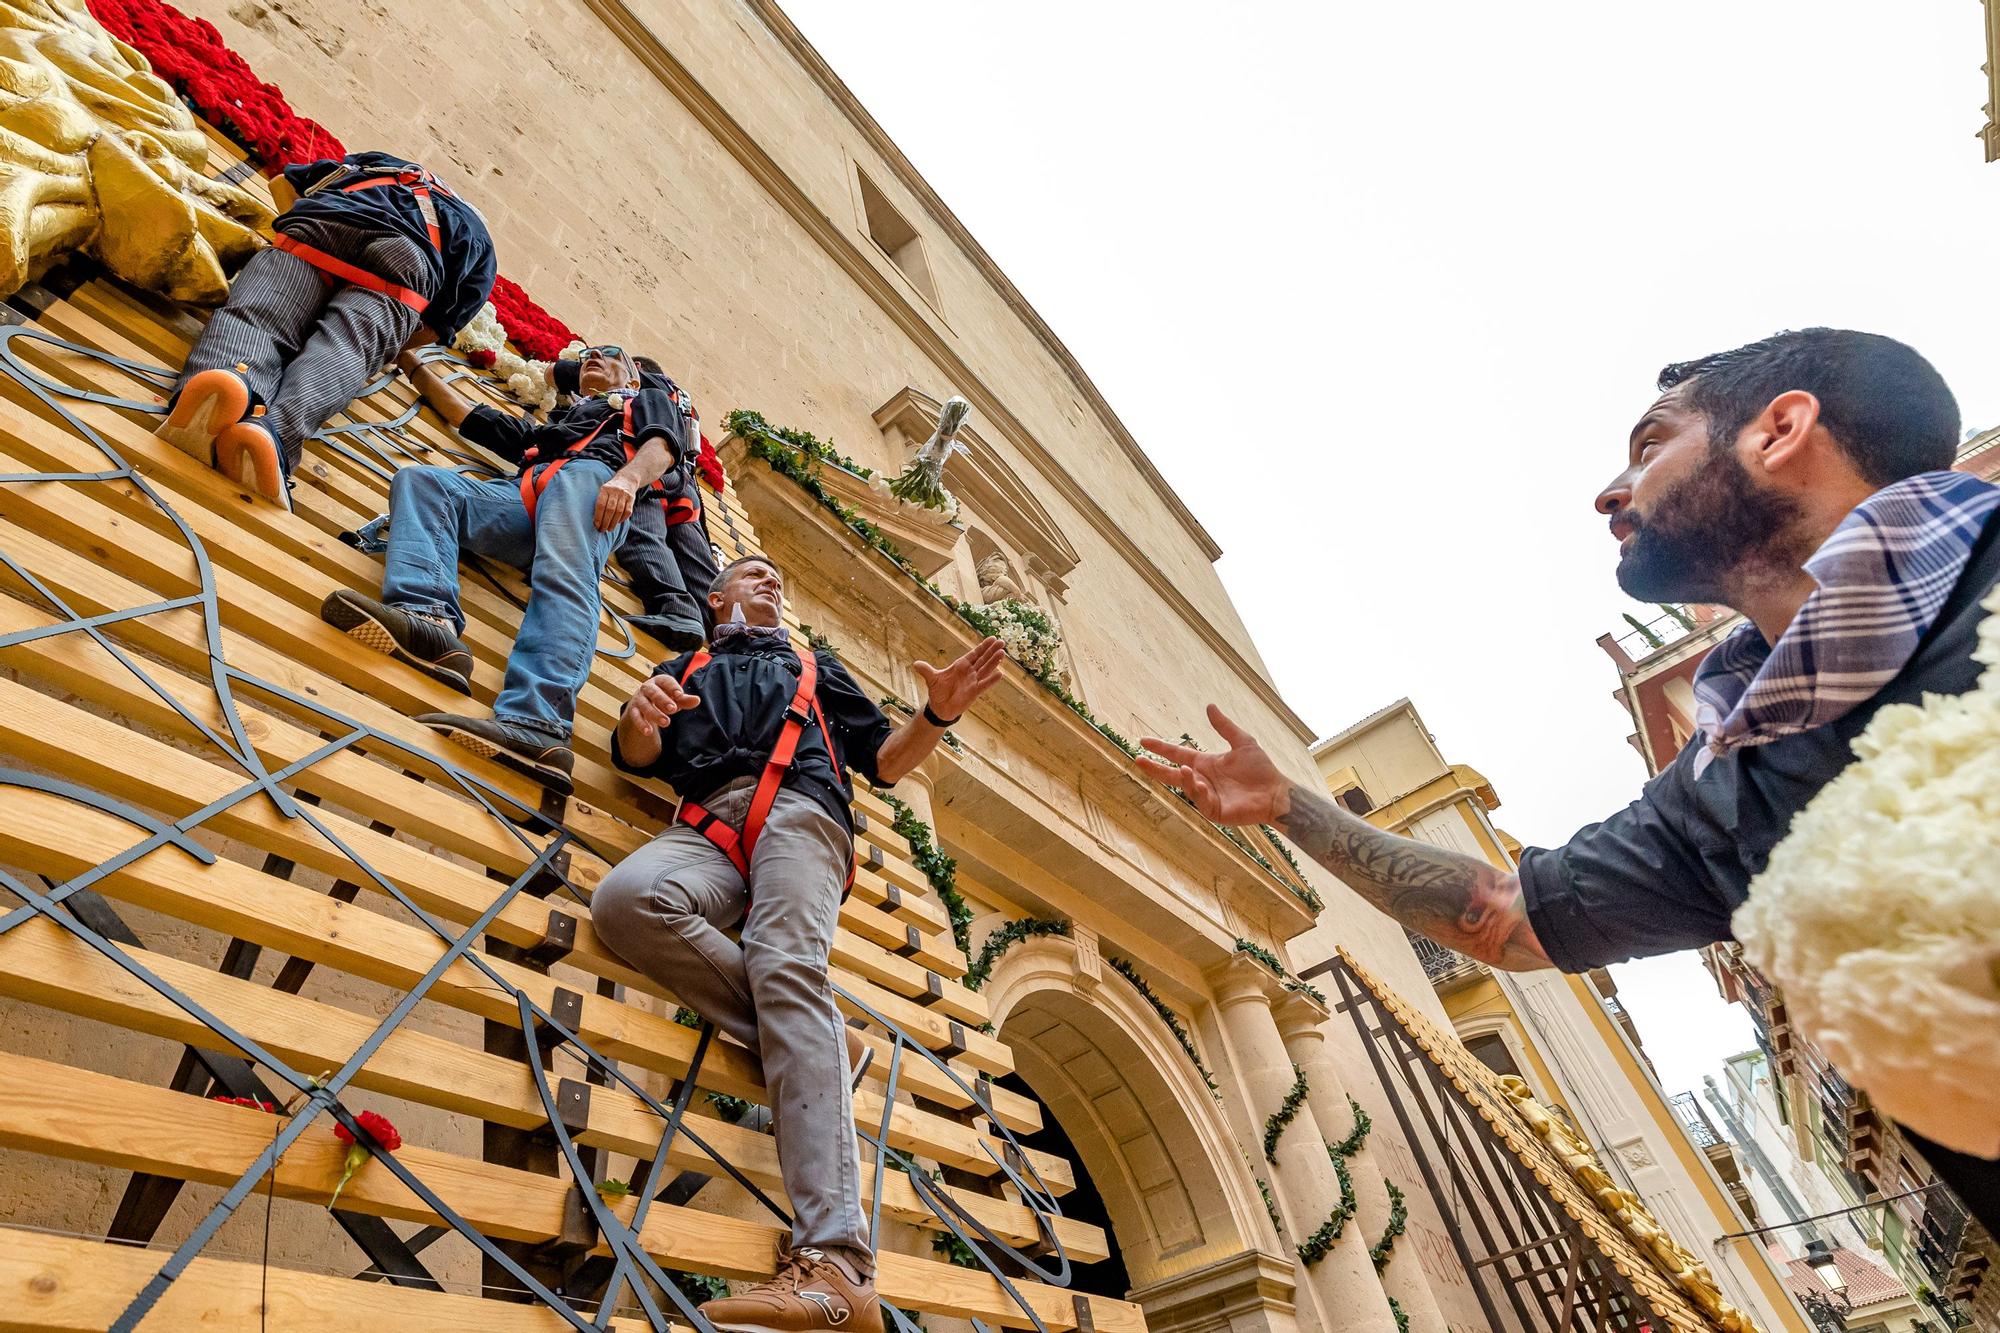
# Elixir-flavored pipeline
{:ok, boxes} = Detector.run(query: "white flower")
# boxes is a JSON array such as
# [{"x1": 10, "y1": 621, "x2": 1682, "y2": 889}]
[
  {"x1": 1735, "y1": 582, "x2": 2000, "y2": 1156},
  {"x1": 451, "y1": 301, "x2": 507, "y2": 358}
]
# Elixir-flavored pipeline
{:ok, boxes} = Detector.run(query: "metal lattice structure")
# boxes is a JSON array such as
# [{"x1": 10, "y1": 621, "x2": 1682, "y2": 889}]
[{"x1": 0, "y1": 122, "x2": 1136, "y2": 1333}]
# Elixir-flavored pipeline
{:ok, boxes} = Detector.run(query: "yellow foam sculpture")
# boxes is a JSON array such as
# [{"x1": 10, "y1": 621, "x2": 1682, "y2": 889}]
[{"x1": 0, "y1": 0, "x2": 270, "y2": 304}]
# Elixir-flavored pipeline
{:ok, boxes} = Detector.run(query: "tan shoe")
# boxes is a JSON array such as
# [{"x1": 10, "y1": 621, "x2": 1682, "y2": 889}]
[{"x1": 699, "y1": 1240, "x2": 883, "y2": 1333}]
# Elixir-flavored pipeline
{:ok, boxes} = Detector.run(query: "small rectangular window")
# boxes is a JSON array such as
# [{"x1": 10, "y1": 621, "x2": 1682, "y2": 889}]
[
  {"x1": 1336, "y1": 785, "x2": 1374, "y2": 816},
  {"x1": 855, "y1": 167, "x2": 939, "y2": 307}
]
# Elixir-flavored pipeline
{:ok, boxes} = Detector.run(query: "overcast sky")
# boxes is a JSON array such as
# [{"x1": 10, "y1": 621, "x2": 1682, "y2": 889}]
[{"x1": 780, "y1": 1, "x2": 1999, "y2": 1100}]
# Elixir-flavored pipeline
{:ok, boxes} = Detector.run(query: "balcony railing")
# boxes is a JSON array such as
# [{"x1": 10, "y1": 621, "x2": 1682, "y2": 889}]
[
  {"x1": 1405, "y1": 930, "x2": 1482, "y2": 986},
  {"x1": 1669, "y1": 1091, "x2": 1724, "y2": 1148}
]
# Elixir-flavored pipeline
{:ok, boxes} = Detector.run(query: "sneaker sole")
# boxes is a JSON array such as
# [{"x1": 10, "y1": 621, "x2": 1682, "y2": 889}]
[
  {"x1": 321, "y1": 594, "x2": 473, "y2": 696},
  {"x1": 215, "y1": 426, "x2": 293, "y2": 512},
  {"x1": 426, "y1": 722, "x2": 575, "y2": 798},
  {"x1": 156, "y1": 371, "x2": 249, "y2": 464}
]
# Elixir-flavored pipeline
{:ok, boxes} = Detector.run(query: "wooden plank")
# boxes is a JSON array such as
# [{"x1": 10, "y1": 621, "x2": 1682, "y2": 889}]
[
  {"x1": 0, "y1": 679, "x2": 1018, "y2": 1129},
  {"x1": 0, "y1": 1228, "x2": 660, "y2": 1332},
  {"x1": 0, "y1": 1052, "x2": 1133, "y2": 1331}
]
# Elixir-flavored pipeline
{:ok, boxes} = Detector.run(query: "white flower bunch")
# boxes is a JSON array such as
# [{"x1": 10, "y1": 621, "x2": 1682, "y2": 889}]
[
  {"x1": 888, "y1": 395, "x2": 970, "y2": 518},
  {"x1": 1734, "y1": 582, "x2": 2000, "y2": 1156},
  {"x1": 981, "y1": 599, "x2": 1061, "y2": 677},
  {"x1": 454, "y1": 306, "x2": 578, "y2": 412}
]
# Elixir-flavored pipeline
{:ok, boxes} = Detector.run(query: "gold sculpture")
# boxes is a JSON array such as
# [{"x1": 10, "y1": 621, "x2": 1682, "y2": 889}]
[
  {"x1": 1497, "y1": 1076, "x2": 1761, "y2": 1333},
  {"x1": 0, "y1": 0, "x2": 270, "y2": 304}
]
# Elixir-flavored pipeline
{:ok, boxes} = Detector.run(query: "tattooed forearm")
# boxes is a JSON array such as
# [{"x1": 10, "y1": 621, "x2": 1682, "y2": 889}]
[{"x1": 1278, "y1": 785, "x2": 1551, "y2": 970}]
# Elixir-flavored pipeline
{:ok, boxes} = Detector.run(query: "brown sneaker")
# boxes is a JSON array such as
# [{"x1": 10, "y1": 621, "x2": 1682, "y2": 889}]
[
  {"x1": 699, "y1": 1240, "x2": 883, "y2": 1333},
  {"x1": 416, "y1": 711, "x2": 575, "y2": 796},
  {"x1": 321, "y1": 589, "x2": 473, "y2": 695}
]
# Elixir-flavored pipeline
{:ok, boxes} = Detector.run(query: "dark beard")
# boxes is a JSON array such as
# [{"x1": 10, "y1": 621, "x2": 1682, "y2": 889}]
[{"x1": 1615, "y1": 449, "x2": 1803, "y2": 603}]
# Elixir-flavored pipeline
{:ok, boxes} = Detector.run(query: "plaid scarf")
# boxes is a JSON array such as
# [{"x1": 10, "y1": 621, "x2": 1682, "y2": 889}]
[{"x1": 1692, "y1": 469, "x2": 2000, "y2": 775}]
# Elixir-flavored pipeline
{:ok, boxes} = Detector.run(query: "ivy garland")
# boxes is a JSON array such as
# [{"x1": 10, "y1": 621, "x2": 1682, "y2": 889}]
[
  {"x1": 1233, "y1": 938, "x2": 1327, "y2": 1006},
  {"x1": 732, "y1": 410, "x2": 1320, "y2": 912},
  {"x1": 1256, "y1": 1176, "x2": 1284, "y2": 1236},
  {"x1": 1105, "y1": 956, "x2": 1221, "y2": 1098},
  {"x1": 1369, "y1": 1181, "x2": 1408, "y2": 1272},
  {"x1": 1295, "y1": 1150, "x2": 1355, "y2": 1266},
  {"x1": 965, "y1": 918, "x2": 1070, "y2": 992},
  {"x1": 795, "y1": 622, "x2": 836, "y2": 653},
  {"x1": 1262, "y1": 1063, "x2": 1310, "y2": 1163},
  {"x1": 1388, "y1": 1296, "x2": 1409, "y2": 1333},
  {"x1": 875, "y1": 790, "x2": 975, "y2": 958},
  {"x1": 1297, "y1": 1095, "x2": 1374, "y2": 1269}
]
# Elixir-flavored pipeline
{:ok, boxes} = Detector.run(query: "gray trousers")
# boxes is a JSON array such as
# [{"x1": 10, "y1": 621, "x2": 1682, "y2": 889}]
[
  {"x1": 183, "y1": 221, "x2": 428, "y2": 471},
  {"x1": 592, "y1": 784, "x2": 869, "y2": 1259}
]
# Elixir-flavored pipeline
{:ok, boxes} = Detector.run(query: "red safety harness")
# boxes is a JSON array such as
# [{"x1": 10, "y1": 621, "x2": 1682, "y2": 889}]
[
  {"x1": 516, "y1": 393, "x2": 703, "y2": 527},
  {"x1": 671, "y1": 649, "x2": 856, "y2": 895},
  {"x1": 273, "y1": 168, "x2": 449, "y2": 312}
]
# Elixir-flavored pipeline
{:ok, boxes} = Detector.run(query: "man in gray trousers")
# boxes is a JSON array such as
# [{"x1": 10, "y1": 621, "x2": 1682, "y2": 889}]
[{"x1": 593, "y1": 554, "x2": 1002, "y2": 1333}]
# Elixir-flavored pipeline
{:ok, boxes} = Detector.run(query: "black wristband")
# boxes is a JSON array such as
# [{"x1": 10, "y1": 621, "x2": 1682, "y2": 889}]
[{"x1": 922, "y1": 702, "x2": 959, "y2": 728}]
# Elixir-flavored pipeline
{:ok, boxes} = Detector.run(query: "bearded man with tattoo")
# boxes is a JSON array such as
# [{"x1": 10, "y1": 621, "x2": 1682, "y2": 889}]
[{"x1": 1139, "y1": 328, "x2": 2000, "y2": 1231}]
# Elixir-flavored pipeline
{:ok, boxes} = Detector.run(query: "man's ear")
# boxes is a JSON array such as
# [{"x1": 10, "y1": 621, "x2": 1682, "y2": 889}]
[{"x1": 1750, "y1": 390, "x2": 1823, "y2": 476}]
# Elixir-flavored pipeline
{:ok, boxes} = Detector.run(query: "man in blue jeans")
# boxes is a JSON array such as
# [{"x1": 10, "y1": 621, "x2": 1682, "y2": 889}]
[{"x1": 319, "y1": 345, "x2": 681, "y2": 792}]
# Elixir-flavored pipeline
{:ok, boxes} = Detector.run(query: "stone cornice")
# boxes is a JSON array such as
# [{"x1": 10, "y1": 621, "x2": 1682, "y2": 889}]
[
  {"x1": 726, "y1": 439, "x2": 1319, "y2": 935},
  {"x1": 582, "y1": 0, "x2": 1317, "y2": 746}
]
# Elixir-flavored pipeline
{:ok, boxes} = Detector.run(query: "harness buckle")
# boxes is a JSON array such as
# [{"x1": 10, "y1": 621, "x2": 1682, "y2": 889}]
[{"x1": 783, "y1": 705, "x2": 812, "y2": 728}]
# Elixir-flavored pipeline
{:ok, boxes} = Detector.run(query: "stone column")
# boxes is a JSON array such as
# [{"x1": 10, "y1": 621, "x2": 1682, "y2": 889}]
[
  {"x1": 1275, "y1": 992, "x2": 1449, "y2": 1333},
  {"x1": 1206, "y1": 955, "x2": 1393, "y2": 1328}
]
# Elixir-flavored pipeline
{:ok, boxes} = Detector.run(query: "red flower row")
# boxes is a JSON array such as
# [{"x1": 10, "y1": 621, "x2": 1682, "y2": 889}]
[{"x1": 85, "y1": 0, "x2": 577, "y2": 359}]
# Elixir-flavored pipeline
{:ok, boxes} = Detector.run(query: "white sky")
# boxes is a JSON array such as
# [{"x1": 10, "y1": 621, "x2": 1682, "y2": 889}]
[{"x1": 779, "y1": 1, "x2": 2000, "y2": 1100}]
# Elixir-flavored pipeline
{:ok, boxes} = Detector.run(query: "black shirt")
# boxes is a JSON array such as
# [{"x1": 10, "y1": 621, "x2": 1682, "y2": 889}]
[
  {"x1": 278, "y1": 151, "x2": 496, "y2": 342},
  {"x1": 610, "y1": 637, "x2": 894, "y2": 831},
  {"x1": 1519, "y1": 505, "x2": 2000, "y2": 972},
  {"x1": 459, "y1": 388, "x2": 684, "y2": 481}
]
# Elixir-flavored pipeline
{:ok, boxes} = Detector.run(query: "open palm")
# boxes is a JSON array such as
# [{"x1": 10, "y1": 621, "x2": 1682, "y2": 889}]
[{"x1": 1138, "y1": 705, "x2": 1291, "y2": 826}]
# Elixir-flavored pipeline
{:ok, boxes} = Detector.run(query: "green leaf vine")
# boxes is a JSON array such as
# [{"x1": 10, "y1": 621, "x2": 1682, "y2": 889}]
[
  {"x1": 1297, "y1": 1095, "x2": 1374, "y2": 1268},
  {"x1": 732, "y1": 408, "x2": 1320, "y2": 912},
  {"x1": 1105, "y1": 955, "x2": 1220, "y2": 1098},
  {"x1": 1257, "y1": 1176, "x2": 1283, "y2": 1235},
  {"x1": 1388, "y1": 1296, "x2": 1409, "y2": 1333},
  {"x1": 876, "y1": 790, "x2": 974, "y2": 959},
  {"x1": 965, "y1": 917, "x2": 1070, "y2": 992},
  {"x1": 1369, "y1": 1181, "x2": 1408, "y2": 1271},
  {"x1": 1262, "y1": 1063, "x2": 1310, "y2": 1163},
  {"x1": 1233, "y1": 938, "x2": 1326, "y2": 1006}
]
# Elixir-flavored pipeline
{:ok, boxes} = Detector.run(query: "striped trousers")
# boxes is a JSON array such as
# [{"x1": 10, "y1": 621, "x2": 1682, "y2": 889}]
[{"x1": 179, "y1": 221, "x2": 430, "y2": 472}]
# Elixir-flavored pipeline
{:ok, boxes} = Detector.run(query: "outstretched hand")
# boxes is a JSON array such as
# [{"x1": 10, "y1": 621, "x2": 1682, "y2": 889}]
[
  {"x1": 1138, "y1": 705, "x2": 1292, "y2": 826},
  {"x1": 914, "y1": 636, "x2": 1005, "y2": 722}
]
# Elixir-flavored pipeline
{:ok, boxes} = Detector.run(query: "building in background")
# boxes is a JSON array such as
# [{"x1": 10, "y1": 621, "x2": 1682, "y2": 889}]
[
  {"x1": 1599, "y1": 430, "x2": 2000, "y2": 1331},
  {"x1": 1305, "y1": 700, "x2": 1808, "y2": 1331}
]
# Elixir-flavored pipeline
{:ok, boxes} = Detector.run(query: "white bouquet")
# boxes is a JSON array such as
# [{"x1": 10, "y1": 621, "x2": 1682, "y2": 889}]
[
  {"x1": 1734, "y1": 582, "x2": 2000, "y2": 1156},
  {"x1": 981, "y1": 599, "x2": 1061, "y2": 678}
]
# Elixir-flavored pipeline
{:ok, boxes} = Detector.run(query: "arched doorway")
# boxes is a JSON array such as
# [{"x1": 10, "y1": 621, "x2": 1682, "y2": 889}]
[{"x1": 983, "y1": 939, "x2": 1300, "y2": 1333}]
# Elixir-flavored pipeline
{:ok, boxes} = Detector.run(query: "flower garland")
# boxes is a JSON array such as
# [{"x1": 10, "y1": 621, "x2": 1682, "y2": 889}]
[
  {"x1": 1369, "y1": 1181, "x2": 1408, "y2": 1271},
  {"x1": 85, "y1": 0, "x2": 579, "y2": 359},
  {"x1": 1262, "y1": 1063, "x2": 1309, "y2": 1163},
  {"x1": 953, "y1": 598, "x2": 1063, "y2": 680},
  {"x1": 1296, "y1": 1096, "x2": 1373, "y2": 1268},
  {"x1": 877, "y1": 790, "x2": 975, "y2": 959},
  {"x1": 1106, "y1": 955, "x2": 1221, "y2": 1098},
  {"x1": 965, "y1": 917, "x2": 1070, "y2": 992}
]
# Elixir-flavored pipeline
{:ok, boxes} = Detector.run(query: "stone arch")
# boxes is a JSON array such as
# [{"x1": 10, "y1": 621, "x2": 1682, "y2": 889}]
[{"x1": 983, "y1": 938, "x2": 1291, "y2": 1330}]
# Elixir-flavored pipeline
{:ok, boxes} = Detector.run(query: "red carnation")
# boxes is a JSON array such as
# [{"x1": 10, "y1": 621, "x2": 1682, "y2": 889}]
[
  {"x1": 211, "y1": 1094, "x2": 277, "y2": 1113},
  {"x1": 467, "y1": 348, "x2": 497, "y2": 369},
  {"x1": 697, "y1": 434, "x2": 727, "y2": 493},
  {"x1": 327, "y1": 1109, "x2": 401, "y2": 1210}
]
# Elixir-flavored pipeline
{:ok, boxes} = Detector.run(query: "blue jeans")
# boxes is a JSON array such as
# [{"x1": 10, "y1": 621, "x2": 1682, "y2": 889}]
[{"x1": 381, "y1": 460, "x2": 627, "y2": 739}]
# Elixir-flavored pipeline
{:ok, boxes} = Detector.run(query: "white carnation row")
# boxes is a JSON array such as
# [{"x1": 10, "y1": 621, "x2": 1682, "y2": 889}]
[
  {"x1": 1734, "y1": 582, "x2": 2000, "y2": 1156},
  {"x1": 451, "y1": 301, "x2": 585, "y2": 414}
]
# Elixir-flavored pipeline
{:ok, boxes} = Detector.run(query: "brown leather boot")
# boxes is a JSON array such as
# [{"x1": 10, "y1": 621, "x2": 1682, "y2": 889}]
[{"x1": 699, "y1": 1239, "x2": 883, "y2": 1333}]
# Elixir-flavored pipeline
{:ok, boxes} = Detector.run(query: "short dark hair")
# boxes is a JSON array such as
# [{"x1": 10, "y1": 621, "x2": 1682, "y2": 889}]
[
  {"x1": 1658, "y1": 328, "x2": 1958, "y2": 486},
  {"x1": 632, "y1": 355, "x2": 663, "y2": 375},
  {"x1": 708, "y1": 554, "x2": 778, "y2": 600}
]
